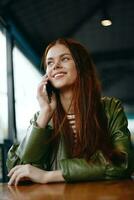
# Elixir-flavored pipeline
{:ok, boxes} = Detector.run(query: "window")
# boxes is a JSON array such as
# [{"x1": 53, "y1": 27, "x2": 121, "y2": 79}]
[
  {"x1": 0, "y1": 29, "x2": 8, "y2": 141},
  {"x1": 13, "y1": 46, "x2": 41, "y2": 141},
  {"x1": 128, "y1": 117, "x2": 134, "y2": 145}
]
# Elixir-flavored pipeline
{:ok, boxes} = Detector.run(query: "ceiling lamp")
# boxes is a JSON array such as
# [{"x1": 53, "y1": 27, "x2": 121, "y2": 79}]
[
  {"x1": 101, "y1": 18, "x2": 112, "y2": 26},
  {"x1": 101, "y1": 1, "x2": 112, "y2": 27}
]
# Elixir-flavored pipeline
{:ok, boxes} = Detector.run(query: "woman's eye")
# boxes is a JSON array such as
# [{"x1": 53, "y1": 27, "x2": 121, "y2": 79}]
[
  {"x1": 62, "y1": 57, "x2": 69, "y2": 62},
  {"x1": 47, "y1": 61, "x2": 53, "y2": 66}
]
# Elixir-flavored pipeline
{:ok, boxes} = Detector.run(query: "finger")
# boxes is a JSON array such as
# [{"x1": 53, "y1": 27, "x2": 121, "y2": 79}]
[
  {"x1": 8, "y1": 167, "x2": 22, "y2": 185},
  {"x1": 8, "y1": 165, "x2": 22, "y2": 177},
  {"x1": 38, "y1": 80, "x2": 48, "y2": 89},
  {"x1": 37, "y1": 82, "x2": 47, "y2": 96},
  {"x1": 42, "y1": 74, "x2": 49, "y2": 81},
  {"x1": 37, "y1": 88, "x2": 48, "y2": 100},
  {"x1": 15, "y1": 173, "x2": 29, "y2": 186},
  {"x1": 43, "y1": 73, "x2": 48, "y2": 78},
  {"x1": 38, "y1": 80, "x2": 48, "y2": 90},
  {"x1": 8, "y1": 173, "x2": 17, "y2": 185}
]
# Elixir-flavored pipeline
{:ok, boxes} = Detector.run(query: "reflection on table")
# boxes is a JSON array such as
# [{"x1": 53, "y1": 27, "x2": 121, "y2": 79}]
[{"x1": 1, "y1": 178, "x2": 134, "y2": 200}]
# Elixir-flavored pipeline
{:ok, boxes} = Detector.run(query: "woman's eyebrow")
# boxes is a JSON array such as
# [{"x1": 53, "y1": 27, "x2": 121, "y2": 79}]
[
  {"x1": 47, "y1": 53, "x2": 71, "y2": 60},
  {"x1": 60, "y1": 53, "x2": 71, "y2": 57}
]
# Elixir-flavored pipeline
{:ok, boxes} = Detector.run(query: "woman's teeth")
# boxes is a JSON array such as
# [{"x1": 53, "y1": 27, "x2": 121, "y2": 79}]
[{"x1": 54, "y1": 73, "x2": 65, "y2": 78}]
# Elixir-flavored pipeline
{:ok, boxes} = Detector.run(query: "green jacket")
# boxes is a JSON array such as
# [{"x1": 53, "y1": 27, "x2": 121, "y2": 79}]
[{"x1": 6, "y1": 97, "x2": 134, "y2": 182}]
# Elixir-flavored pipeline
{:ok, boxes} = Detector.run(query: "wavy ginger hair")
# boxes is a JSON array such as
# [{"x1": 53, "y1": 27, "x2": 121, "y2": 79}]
[{"x1": 43, "y1": 38, "x2": 112, "y2": 160}]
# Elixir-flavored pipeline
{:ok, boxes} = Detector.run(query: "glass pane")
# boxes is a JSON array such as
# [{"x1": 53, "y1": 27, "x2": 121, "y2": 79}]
[
  {"x1": 128, "y1": 118, "x2": 134, "y2": 145},
  {"x1": 0, "y1": 30, "x2": 8, "y2": 141},
  {"x1": 13, "y1": 46, "x2": 41, "y2": 141}
]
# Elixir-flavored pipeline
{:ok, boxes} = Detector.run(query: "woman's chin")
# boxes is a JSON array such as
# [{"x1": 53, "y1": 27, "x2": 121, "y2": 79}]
[{"x1": 52, "y1": 80, "x2": 75, "y2": 91}]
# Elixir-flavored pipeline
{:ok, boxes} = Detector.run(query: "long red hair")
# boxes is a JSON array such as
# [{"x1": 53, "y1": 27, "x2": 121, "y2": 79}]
[{"x1": 43, "y1": 38, "x2": 114, "y2": 161}]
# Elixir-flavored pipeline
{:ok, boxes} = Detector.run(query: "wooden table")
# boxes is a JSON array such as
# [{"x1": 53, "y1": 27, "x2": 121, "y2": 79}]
[{"x1": 1, "y1": 179, "x2": 134, "y2": 200}]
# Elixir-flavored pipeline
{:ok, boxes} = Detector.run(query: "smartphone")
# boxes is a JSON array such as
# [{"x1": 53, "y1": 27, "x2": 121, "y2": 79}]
[{"x1": 46, "y1": 80, "x2": 57, "y2": 102}]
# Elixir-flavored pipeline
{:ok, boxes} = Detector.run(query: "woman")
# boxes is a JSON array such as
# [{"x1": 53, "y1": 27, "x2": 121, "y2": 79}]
[{"x1": 7, "y1": 38, "x2": 134, "y2": 185}]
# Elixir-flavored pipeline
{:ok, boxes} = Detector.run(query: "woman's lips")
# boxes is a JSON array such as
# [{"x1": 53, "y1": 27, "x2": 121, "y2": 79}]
[{"x1": 53, "y1": 72, "x2": 67, "y2": 78}]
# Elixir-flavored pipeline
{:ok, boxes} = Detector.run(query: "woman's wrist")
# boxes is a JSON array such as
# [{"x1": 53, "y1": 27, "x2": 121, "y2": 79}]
[
  {"x1": 36, "y1": 109, "x2": 52, "y2": 128},
  {"x1": 45, "y1": 170, "x2": 65, "y2": 183}
]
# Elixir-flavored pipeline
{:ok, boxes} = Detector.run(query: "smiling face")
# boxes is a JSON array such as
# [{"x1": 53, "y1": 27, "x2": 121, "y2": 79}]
[{"x1": 45, "y1": 44, "x2": 78, "y2": 90}]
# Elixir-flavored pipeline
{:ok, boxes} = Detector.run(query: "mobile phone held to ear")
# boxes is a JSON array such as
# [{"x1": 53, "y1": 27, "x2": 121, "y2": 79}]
[{"x1": 46, "y1": 80, "x2": 57, "y2": 102}]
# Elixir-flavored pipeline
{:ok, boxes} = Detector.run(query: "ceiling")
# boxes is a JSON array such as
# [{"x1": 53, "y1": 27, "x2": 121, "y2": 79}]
[{"x1": 0, "y1": 0, "x2": 134, "y2": 107}]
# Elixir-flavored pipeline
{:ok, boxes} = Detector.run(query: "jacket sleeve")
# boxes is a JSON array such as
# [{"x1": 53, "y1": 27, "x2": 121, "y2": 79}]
[
  {"x1": 6, "y1": 112, "x2": 53, "y2": 172},
  {"x1": 59, "y1": 97, "x2": 134, "y2": 182}
]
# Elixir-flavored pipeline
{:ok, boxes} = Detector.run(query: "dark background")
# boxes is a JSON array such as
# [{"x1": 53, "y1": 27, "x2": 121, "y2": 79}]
[{"x1": 0, "y1": 0, "x2": 134, "y2": 108}]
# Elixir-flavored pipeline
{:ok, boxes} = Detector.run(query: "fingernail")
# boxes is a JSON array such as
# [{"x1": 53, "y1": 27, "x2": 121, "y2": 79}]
[{"x1": 8, "y1": 182, "x2": 11, "y2": 185}]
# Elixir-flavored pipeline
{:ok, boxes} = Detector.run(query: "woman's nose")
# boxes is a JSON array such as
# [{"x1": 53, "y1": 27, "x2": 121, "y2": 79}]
[{"x1": 53, "y1": 61, "x2": 61, "y2": 70}]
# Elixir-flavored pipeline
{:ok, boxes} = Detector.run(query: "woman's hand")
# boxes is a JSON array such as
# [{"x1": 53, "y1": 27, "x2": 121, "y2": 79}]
[
  {"x1": 37, "y1": 74, "x2": 57, "y2": 112},
  {"x1": 36, "y1": 75, "x2": 57, "y2": 128},
  {"x1": 8, "y1": 164, "x2": 65, "y2": 186},
  {"x1": 8, "y1": 164, "x2": 49, "y2": 186}
]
